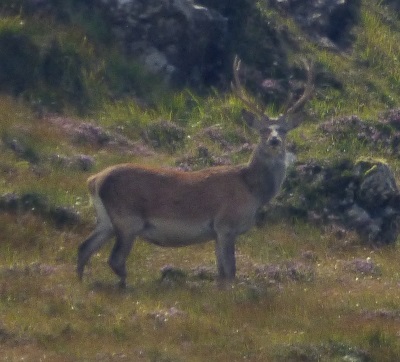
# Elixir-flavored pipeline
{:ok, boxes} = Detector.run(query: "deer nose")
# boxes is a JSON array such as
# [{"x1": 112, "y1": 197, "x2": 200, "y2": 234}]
[{"x1": 269, "y1": 137, "x2": 281, "y2": 147}]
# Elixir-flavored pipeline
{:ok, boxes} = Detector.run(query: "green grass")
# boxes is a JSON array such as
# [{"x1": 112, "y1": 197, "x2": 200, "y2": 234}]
[{"x1": 0, "y1": 14, "x2": 24, "y2": 33}]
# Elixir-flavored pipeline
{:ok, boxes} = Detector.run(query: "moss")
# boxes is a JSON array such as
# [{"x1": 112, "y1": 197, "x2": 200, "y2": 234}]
[{"x1": 355, "y1": 157, "x2": 389, "y2": 176}]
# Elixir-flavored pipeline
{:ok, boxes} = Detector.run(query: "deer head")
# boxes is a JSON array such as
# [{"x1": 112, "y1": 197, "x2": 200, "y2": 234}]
[{"x1": 232, "y1": 55, "x2": 315, "y2": 137}]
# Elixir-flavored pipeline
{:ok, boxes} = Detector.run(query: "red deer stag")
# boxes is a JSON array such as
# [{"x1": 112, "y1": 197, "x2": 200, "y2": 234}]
[{"x1": 77, "y1": 57, "x2": 314, "y2": 288}]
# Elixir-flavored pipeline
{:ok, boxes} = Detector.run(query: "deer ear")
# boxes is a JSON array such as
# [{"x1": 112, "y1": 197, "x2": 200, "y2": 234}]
[
  {"x1": 280, "y1": 112, "x2": 305, "y2": 132},
  {"x1": 241, "y1": 109, "x2": 270, "y2": 132},
  {"x1": 241, "y1": 109, "x2": 257, "y2": 127}
]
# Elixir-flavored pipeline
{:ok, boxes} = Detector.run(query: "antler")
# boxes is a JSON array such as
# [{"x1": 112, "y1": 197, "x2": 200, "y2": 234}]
[
  {"x1": 232, "y1": 56, "x2": 315, "y2": 130},
  {"x1": 231, "y1": 55, "x2": 268, "y2": 120},
  {"x1": 283, "y1": 58, "x2": 315, "y2": 116}
]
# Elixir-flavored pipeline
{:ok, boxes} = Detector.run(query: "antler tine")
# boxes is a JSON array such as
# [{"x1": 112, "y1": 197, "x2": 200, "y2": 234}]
[
  {"x1": 231, "y1": 55, "x2": 266, "y2": 119},
  {"x1": 284, "y1": 58, "x2": 315, "y2": 116}
]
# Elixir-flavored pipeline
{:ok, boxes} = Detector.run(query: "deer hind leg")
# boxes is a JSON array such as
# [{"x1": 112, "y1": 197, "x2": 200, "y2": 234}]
[
  {"x1": 77, "y1": 223, "x2": 114, "y2": 281},
  {"x1": 77, "y1": 195, "x2": 114, "y2": 281},
  {"x1": 108, "y1": 229, "x2": 136, "y2": 289},
  {"x1": 215, "y1": 230, "x2": 237, "y2": 281}
]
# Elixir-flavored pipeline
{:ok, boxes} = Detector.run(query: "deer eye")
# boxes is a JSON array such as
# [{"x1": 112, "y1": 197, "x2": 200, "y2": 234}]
[
  {"x1": 260, "y1": 128, "x2": 272, "y2": 137},
  {"x1": 279, "y1": 127, "x2": 288, "y2": 135}
]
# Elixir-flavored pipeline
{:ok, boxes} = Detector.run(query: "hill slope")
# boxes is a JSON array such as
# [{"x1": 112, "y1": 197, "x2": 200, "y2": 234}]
[{"x1": 1, "y1": 0, "x2": 400, "y2": 361}]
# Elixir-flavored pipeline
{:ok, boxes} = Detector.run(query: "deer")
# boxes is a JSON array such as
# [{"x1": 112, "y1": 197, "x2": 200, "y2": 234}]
[{"x1": 77, "y1": 56, "x2": 314, "y2": 288}]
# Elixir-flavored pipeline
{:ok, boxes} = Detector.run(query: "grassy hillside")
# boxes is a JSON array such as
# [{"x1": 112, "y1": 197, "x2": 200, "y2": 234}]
[{"x1": 1, "y1": 0, "x2": 400, "y2": 361}]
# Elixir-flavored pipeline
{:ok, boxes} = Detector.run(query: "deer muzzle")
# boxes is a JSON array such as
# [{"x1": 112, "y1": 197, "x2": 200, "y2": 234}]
[{"x1": 269, "y1": 136, "x2": 281, "y2": 147}]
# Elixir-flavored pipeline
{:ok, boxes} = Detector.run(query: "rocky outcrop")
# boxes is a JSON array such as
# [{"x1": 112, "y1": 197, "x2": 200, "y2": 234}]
[
  {"x1": 266, "y1": 157, "x2": 400, "y2": 245},
  {"x1": 17, "y1": 0, "x2": 228, "y2": 87},
  {"x1": 269, "y1": 0, "x2": 361, "y2": 48},
  {"x1": 17, "y1": 0, "x2": 360, "y2": 91},
  {"x1": 98, "y1": 0, "x2": 228, "y2": 86}
]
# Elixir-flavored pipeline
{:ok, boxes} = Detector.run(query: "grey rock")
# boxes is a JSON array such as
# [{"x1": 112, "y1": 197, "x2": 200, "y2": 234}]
[
  {"x1": 99, "y1": 0, "x2": 228, "y2": 86},
  {"x1": 355, "y1": 161, "x2": 398, "y2": 209},
  {"x1": 266, "y1": 156, "x2": 400, "y2": 245},
  {"x1": 269, "y1": 0, "x2": 361, "y2": 48}
]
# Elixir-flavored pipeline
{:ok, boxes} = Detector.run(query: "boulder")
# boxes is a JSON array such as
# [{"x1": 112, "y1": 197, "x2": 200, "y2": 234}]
[
  {"x1": 270, "y1": 157, "x2": 400, "y2": 245},
  {"x1": 98, "y1": 0, "x2": 228, "y2": 86}
]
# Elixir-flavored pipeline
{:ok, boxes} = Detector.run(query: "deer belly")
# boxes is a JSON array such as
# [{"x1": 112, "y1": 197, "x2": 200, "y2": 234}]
[{"x1": 140, "y1": 218, "x2": 214, "y2": 246}]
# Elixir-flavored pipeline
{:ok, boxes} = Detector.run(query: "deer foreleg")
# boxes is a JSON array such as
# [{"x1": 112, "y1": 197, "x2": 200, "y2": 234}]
[{"x1": 215, "y1": 232, "x2": 237, "y2": 281}]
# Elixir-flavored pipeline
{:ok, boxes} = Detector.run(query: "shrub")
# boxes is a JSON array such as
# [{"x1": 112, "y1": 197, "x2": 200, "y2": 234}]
[{"x1": 0, "y1": 30, "x2": 40, "y2": 95}]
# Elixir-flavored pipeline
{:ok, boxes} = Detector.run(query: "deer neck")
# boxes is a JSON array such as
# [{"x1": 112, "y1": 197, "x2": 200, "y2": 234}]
[{"x1": 243, "y1": 144, "x2": 287, "y2": 205}]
